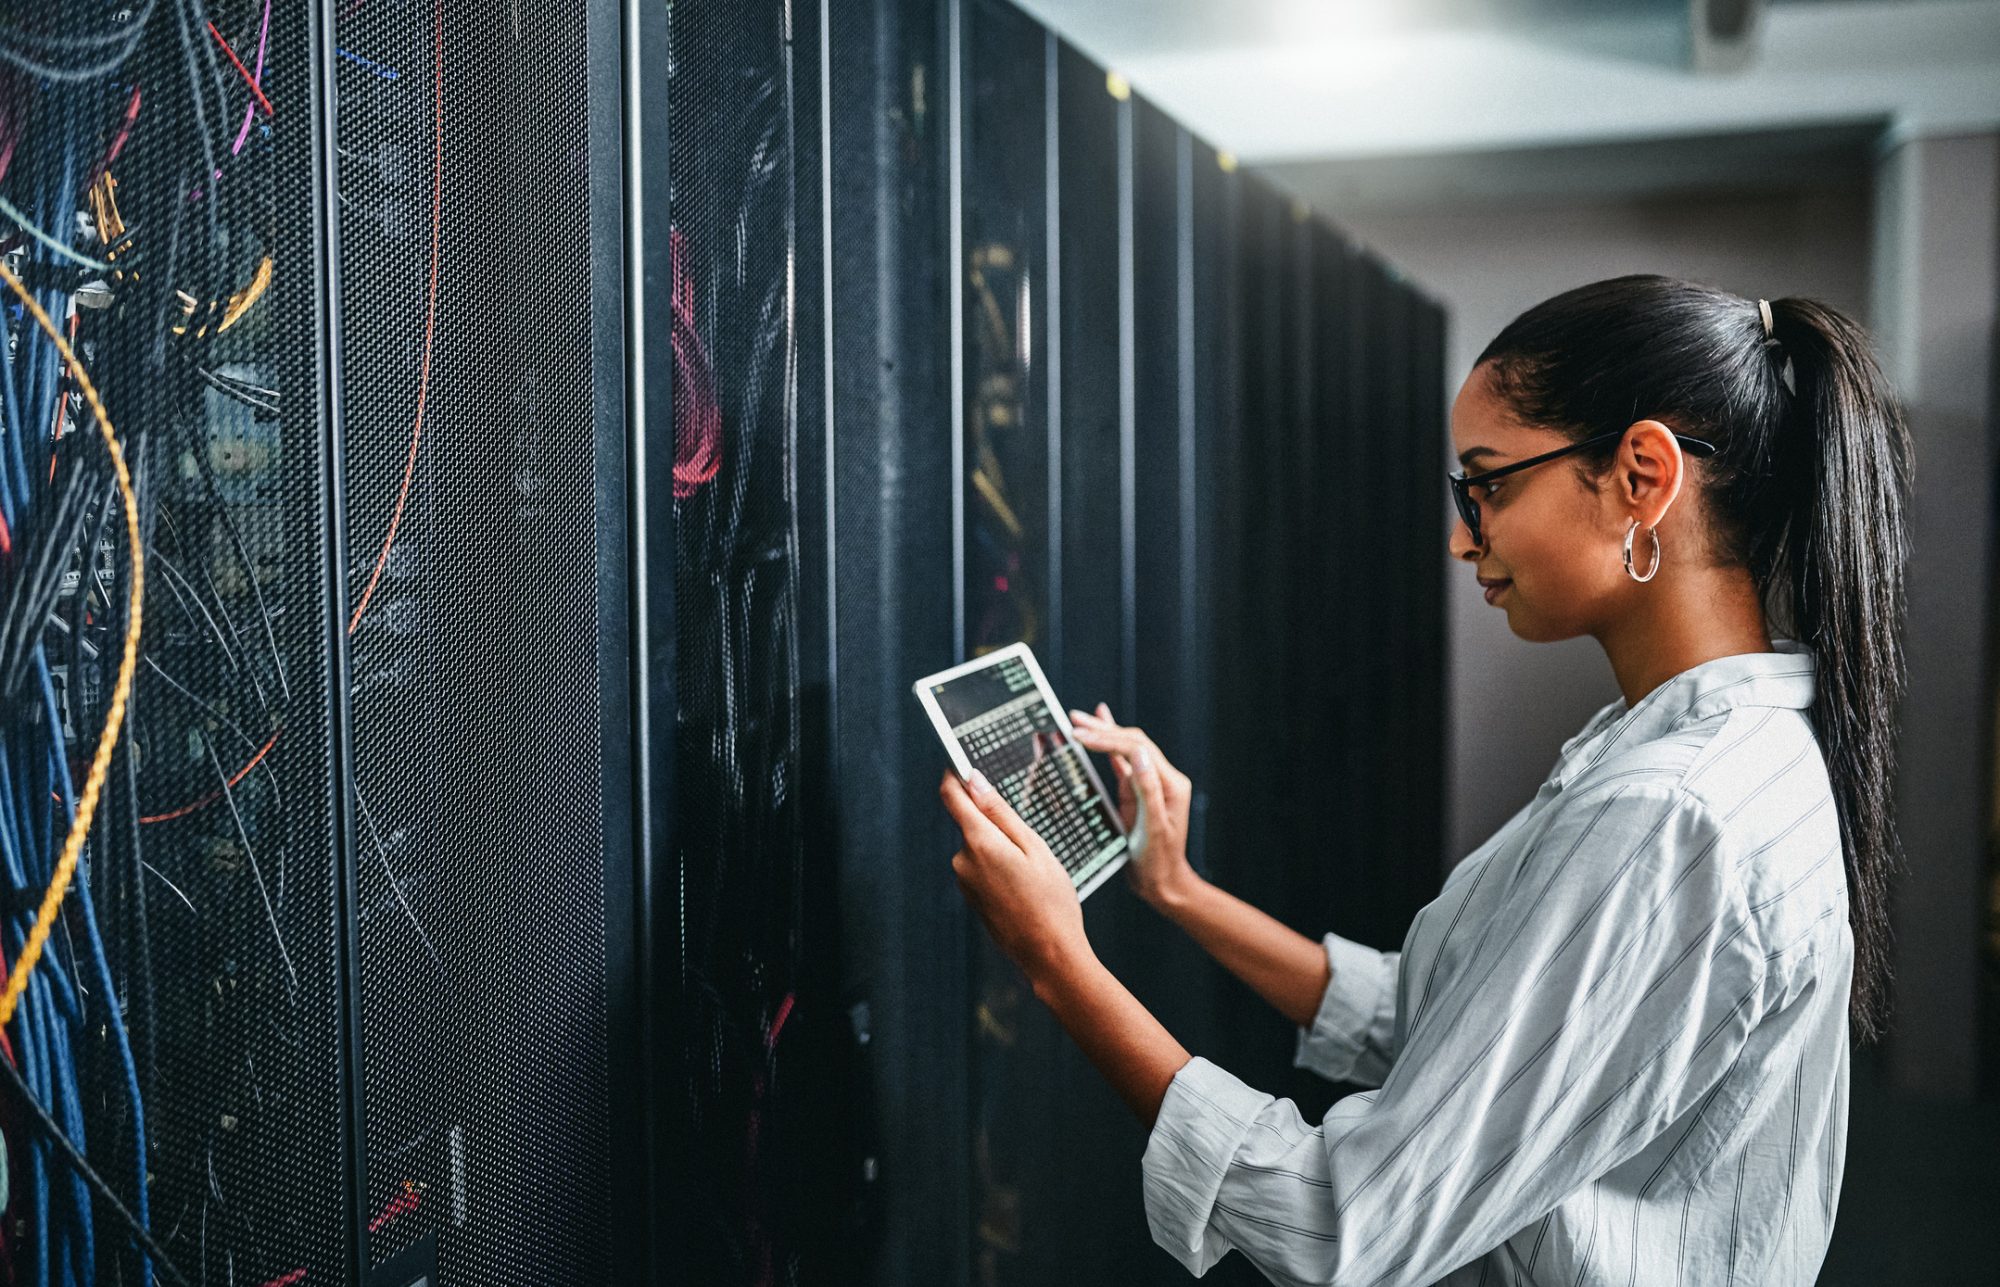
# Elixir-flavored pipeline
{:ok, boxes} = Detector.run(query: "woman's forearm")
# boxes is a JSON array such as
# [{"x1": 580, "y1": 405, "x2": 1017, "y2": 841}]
[
  {"x1": 1151, "y1": 871, "x2": 1331, "y2": 1028},
  {"x1": 1030, "y1": 942, "x2": 1191, "y2": 1128}
]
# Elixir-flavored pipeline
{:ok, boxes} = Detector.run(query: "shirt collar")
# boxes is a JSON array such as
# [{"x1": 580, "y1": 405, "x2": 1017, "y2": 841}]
[{"x1": 1547, "y1": 641, "x2": 1817, "y2": 792}]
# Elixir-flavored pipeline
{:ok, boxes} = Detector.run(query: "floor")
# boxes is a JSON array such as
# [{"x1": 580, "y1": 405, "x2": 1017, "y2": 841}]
[{"x1": 1816, "y1": 1053, "x2": 2000, "y2": 1285}]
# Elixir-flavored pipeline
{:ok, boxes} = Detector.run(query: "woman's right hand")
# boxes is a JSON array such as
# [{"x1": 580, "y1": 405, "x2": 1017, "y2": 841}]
[{"x1": 1068, "y1": 704, "x2": 1198, "y2": 910}]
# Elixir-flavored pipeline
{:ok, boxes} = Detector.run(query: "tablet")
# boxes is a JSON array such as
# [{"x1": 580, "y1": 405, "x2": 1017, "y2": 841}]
[{"x1": 913, "y1": 642, "x2": 1130, "y2": 901}]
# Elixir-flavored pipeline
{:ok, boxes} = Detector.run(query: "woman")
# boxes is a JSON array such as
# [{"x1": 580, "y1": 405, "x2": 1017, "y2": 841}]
[{"x1": 938, "y1": 275, "x2": 1910, "y2": 1285}]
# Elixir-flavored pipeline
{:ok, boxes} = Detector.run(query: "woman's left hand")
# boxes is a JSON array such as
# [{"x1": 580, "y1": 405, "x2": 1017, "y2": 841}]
[{"x1": 940, "y1": 769, "x2": 1090, "y2": 986}]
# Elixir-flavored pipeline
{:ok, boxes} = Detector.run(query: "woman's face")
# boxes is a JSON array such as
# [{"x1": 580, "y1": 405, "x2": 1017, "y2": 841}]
[{"x1": 1447, "y1": 362, "x2": 1632, "y2": 643}]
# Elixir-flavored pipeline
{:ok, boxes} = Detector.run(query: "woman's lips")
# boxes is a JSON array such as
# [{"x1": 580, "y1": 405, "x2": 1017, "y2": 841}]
[{"x1": 1481, "y1": 578, "x2": 1511, "y2": 605}]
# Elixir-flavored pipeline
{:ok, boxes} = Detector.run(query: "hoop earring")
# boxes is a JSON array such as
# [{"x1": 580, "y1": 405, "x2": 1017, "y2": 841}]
[{"x1": 1624, "y1": 519, "x2": 1662, "y2": 583}]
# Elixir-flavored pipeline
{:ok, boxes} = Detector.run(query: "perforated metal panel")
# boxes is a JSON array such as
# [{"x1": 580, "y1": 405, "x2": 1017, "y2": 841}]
[
  {"x1": 0, "y1": 4, "x2": 351, "y2": 1283},
  {"x1": 824, "y1": 2, "x2": 967, "y2": 1283},
  {"x1": 1132, "y1": 100, "x2": 1189, "y2": 759},
  {"x1": 333, "y1": 0, "x2": 622, "y2": 1280},
  {"x1": 1208, "y1": 175, "x2": 1335, "y2": 1117},
  {"x1": 1124, "y1": 94, "x2": 1219, "y2": 1124},
  {"x1": 962, "y1": 0, "x2": 1053, "y2": 668},
  {"x1": 958, "y1": 5, "x2": 1055, "y2": 1283},
  {"x1": 666, "y1": 0, "x2": 818, "y2": 1281},
  {"x1": 0, "y1": 7, "x2": 1449, "y2": 1287}
]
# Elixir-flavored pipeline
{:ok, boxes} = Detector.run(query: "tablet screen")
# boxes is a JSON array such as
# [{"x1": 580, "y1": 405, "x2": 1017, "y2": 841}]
[{"x1": 917, "y1": 645, "x2": 1128, "y2": 898}]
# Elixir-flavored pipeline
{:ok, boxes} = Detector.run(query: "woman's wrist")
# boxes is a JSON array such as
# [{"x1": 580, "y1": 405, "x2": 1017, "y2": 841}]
[
  {"x1": 1027, "y1": 931, "x2": 1104, "y2": 1005},
  {"x1": 1145, "y1": 863, "x2": 1209, "y2": 922}
]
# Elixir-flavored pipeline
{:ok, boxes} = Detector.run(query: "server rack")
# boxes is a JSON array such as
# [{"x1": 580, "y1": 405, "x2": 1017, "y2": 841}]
[
  {"x1": 333, "y1": 0, "x2": 638, "y2": 1280},
  {"x1": 0, "y1": 0, "x2": 642, "y2": 1283},
  {"x1": 821, "y1": 2, "x2": 969, "y2": 1282},
  {"x1": 0, "y1": 3, "x2": 1448, "y2": 1286},
  {"x1": 956, "y1": 6, "x2": 1060, "y2": 1285},
  {"x1": 1125, "y1": 93, "x2": 1221, "y2": 1126}
]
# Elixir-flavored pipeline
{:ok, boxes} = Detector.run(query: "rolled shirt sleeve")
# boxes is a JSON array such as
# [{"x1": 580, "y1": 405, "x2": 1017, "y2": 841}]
[
  {"x1": 1142, "y1": 784, "x2": 1770, "y2": 1286},
  {"x1": 1293, "y1": 935, "x2": 1400, "y2": 1088}
]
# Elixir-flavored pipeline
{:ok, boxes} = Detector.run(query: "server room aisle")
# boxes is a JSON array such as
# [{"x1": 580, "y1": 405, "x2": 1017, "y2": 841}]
[
  {"x1": 1819, "y1": 1060, "x2": 2000, "y2": 1285},
  {"x1": 0, "y1": 1, "x2": 1448, "y2": 1285}
]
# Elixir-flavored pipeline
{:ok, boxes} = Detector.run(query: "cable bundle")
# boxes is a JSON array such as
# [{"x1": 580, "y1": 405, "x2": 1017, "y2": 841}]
[{"x1": 0, "y1": 2, "x2": 286, "y2": 1284}]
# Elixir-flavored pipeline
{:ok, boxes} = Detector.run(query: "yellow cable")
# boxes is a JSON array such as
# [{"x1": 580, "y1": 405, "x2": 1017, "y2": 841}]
[
  {"x1": 170, "y1": 255, "x2": 274, "y2": 337},
  {"x1": 88, "y1": 172, "x2": 128, "y2": 249},
  {"x1": 218, "y1": 255, "x2": 272, "y2": 332},
  {"x1": 0, "y1": 261, "x2": 145, "y2": 1027}
]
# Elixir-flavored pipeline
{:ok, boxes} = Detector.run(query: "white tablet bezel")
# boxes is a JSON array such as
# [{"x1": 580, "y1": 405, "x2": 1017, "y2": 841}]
[{"x1": 912, "y1": 641, "x2": 1130, "y2": 902}]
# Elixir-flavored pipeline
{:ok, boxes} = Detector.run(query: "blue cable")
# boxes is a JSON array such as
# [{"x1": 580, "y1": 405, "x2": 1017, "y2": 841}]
[
  {"x1": 0, "y1": 739, "x2": 28, "y2": 888},
  {"x1": 57, "y1": 837, "x2": 149, "y2": 1273},
  {"x1": 39, "y1": 979, "x2": 92, "y2": 1286},
  {"x1": 22, "y1": 975, "x2": 56, "y2": 1287},
  {"x1": 0, "y1": 308, "x2": 31, "y2": 519},
  {"x1": 2, "y1": 104, "x2": 155, "y2": 1287},
  {"x1": 38, "y1": 643, "x2": 149, "y2": 1270}
]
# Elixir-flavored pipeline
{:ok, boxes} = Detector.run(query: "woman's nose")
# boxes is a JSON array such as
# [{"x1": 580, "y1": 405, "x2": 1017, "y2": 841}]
[{"x1": 1448, "y1": 513, "x2": 1483, "y2": 561}]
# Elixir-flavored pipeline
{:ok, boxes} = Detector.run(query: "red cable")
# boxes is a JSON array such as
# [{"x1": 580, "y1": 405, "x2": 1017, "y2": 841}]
[
  {"x1": 258, "y1": 1182, "x2": 414, "y2": 1287},
  {"x1": 670, "y1": 227, "x2": 723, "y2": 497},
  {"x1": 367, "y1": 1181, "x2": 421, "y2": 1233},
  {"x1": 87, "y1": 84, "x2": 142, "y2": 189},
  {"x1": 348, "y1": 0, "x2": 442, "y2": 634},
  {"x1": 0, "y1": 65, "x2": 23, "y2": 189},
  {"x1": 766, "y1": 990, "x2": 795, "y2": 1052},
  {"x1": 139, "y1": 728, "x2": 281, "y2": 825},
  {"x1": 206, "y1": 21, "x2": 274, "y2": 118}
]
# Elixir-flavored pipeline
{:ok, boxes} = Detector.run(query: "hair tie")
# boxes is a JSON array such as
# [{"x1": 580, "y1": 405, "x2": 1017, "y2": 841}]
[{"x1": 1757, "y1": 297, "x2": 1796, "y2": 395}]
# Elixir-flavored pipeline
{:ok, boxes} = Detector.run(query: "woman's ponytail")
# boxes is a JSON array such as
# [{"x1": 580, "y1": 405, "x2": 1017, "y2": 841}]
[
  {"x1": 1476, "y1": 275, "x2": 1913, "y2": 1041},
  {"x1": 1765, "y1": 297, "x2": 1913, "y2": 1042}
]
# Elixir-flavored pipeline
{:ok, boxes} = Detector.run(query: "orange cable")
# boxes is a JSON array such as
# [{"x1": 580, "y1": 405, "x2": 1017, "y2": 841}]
[
  {"x1": 347, "y1": 0, "x2": 441, "y2": 635},
  {"x1": 148, "y1": 2, "x2": 440, "y2": 826},
  {"x1": 139, "y1": 728, "x2": 282, "y2": 825}
]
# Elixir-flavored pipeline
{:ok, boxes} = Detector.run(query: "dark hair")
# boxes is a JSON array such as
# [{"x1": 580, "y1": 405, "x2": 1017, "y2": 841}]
[{"x1": 1475, "y1": 274, "x2": 1913, "y2": 1042}]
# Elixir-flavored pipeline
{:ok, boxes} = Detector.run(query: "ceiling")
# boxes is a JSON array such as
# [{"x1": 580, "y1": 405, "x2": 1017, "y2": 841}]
[{"x1": 1012, "y1": 0, "x2": 2000, "y2": 171}]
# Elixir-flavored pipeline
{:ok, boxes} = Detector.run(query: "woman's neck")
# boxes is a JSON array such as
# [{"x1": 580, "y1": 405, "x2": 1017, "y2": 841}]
[{"x1": 1594, "y1": 564, "x2": 1774, "y2": 709}]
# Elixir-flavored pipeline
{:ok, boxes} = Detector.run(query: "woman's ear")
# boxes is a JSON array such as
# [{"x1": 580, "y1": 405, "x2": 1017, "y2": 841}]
[{"x1": 1618, "y1": 420, "x2": 1685, "y2": 528}]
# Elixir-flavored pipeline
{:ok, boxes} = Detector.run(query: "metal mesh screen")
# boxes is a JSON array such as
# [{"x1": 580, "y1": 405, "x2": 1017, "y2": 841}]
[
  {"x1": 334, "y1": 0, "x2": 615, "y2": 1280},
  {"x1": 963, "y1": 0, "x2": 1052, "y2": 667},
  {"x1": 0, "y1": 4, "x2": 349, "y2": 1284},
  {"x1": 1207, "y1": 174, "x2": 1332, "y2": 1115},
  {"x1": 1132, "y1": 100, "x2": 1188, "y2": 759},
  {"x1": 823, "y1": 1, "x2": 967, "y2": 1283},
  {"x1": 1052, "y1": 44, "x2": 1120, "y2": 709},
  {"x1": 1123, "y1": 90, "x2": 1220, "y2": 1173},
  {"x1": 666, "y1": 0, "x2": 815, "y2": 1280},
  {"x1": 0, "y1": 9, "x2": 1458, "y2": 1287},
  {"x1": 1187, "y1": 135, "x2": 1234, "y2": 881},
  {"x1": 958, "y1": 5, "x2": 1053, "y2": 1283}
]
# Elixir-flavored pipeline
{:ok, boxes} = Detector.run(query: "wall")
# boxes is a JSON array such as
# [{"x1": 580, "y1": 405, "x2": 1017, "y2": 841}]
[
  {"x1": 1320, "y1": 182, "x2": 1875, "y2": 867},
  {"x1": 1870, "y1": 131, "x2": 2000, "y2": 1102}
]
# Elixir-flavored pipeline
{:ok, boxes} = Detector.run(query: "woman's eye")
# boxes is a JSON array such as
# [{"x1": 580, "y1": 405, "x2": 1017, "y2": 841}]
[{"x1": 1475, "y1": 479, "x2": 1503, "y2": 499}]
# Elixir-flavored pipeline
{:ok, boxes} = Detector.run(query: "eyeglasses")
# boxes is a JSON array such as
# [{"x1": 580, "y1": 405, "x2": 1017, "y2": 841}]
[{"x1": 1448, "y1": 429, "x2": 1718, "y2": 547}]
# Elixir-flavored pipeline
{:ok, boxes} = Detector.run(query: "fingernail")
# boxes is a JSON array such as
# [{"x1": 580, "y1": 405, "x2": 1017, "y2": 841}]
[
  {"x1": 1135, "y1": 749, "x2": 1152, "y2": 773},
  {"x1": 968, "y1": 770, "x2": 991, "y2": 797},
  {"x1": 1069, "y1": 709, "x2": 1091, "y2": 723}
]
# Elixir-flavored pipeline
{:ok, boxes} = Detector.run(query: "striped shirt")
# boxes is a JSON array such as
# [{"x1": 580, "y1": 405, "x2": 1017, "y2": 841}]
[{"x1": 1143, "y1": 644, "x2": 1851, "y2": 1286}]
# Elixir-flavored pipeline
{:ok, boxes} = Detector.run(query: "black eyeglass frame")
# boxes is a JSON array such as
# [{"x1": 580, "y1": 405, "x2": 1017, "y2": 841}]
[{"x1": 1448, "y1": 428, "x2": 1718, "y2": 546}]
